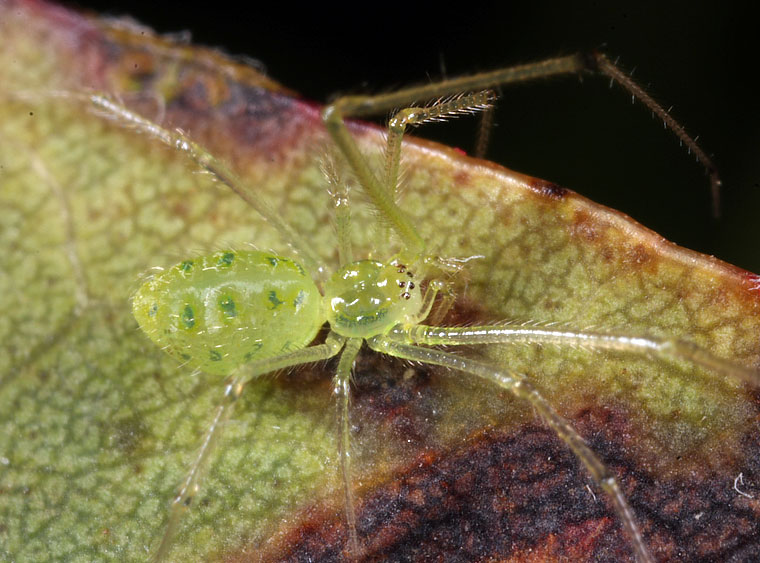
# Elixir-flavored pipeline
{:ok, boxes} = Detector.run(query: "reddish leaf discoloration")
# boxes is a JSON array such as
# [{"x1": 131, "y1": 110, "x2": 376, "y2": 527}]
[{"x1": 265, "y1": 402, "x2": 760, "y2": 561}]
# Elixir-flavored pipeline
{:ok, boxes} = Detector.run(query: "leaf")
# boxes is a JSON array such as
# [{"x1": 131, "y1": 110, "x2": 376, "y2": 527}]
[{"x1": 1, "y1": 1, "x2": 760, "y2": 561}]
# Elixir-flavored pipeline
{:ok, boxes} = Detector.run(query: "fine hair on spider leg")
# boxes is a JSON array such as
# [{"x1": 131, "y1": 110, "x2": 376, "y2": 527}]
[{"x1": 81, "y1": 52, "x2": 749, "y2": 562}]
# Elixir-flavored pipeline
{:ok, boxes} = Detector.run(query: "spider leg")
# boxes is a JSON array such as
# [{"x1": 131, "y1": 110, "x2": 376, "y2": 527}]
[
  {"x1": 323, "y1": 51, "x2": 721, "y2": 237},
  {"x1": 322, "y1": 154, "x2": 353, "y2": 266},
  {"x1": 150, "y1": 333, "x2": 346, "y2": 562},
  {"x1": 87, "y1": 93, "x2": 323, "y2": 272},
  {"x1": 401, "y1": 324, "x2": 760, "y2": 388},
  {"x1": 368, "y1": 333, "x2": 654, "y2": 563},
  {"x1": 382, "y1": 91, "x2": 495, "y2": 202},
  {"x1": 332, "y1": 337, "x2": 363, "y2": 556},
  {"x1": 473, "y1": 103, "x2": 495, "y2": 159}
]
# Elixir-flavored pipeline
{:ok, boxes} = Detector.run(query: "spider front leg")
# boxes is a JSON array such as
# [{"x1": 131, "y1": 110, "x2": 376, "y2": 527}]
[
  {"x1": 402, "y1": 323, "x2": 760, "y2": 388},
  {"x1": 381, "y1": 91, "x2": 496, "y2": 201},
  {"x1": 368, "y1": 333, "x2": 654, "y2": 563},
  {"x1": 323, "y1": 51, "x2": 721, "y2": 222},
  {"x1": 85, "y1": 93, "x2": 323, "y2": 271},
  {"x1": 150, "y1": 335, "x2": 346, "y2": 562},
  {"x1": 329, "y1": 278, "x2": 445, "y2": 557}
]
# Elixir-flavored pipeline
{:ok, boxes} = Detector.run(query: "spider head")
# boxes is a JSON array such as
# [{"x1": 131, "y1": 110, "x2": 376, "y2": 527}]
[{"x1": 323, "y1": 257, "x2": 423, "y2": 339}]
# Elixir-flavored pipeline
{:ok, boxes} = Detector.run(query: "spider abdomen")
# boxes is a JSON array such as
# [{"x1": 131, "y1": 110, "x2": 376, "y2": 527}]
[{"x1": 132, "y1": 251, "x2": 322, "y2": 375}]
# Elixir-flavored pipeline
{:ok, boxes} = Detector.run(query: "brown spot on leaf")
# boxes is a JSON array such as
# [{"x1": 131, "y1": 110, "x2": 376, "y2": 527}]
[
  {"x1": 170, "y1": 200, "x2": 190, "y2": 218},
  {"x1": 453, "y1": 170, "x2": 471, "y2": 187},
  {"x1": 118, "y1": 50, "x2": 157, "y2": 86},
  {"x1": 531, "y1": 179, "x2": 569, "y2": 200},
  {"x1": 106, "y1": 414, "x2": 149, "y2": 456},
  {"x1": 572, "y1": 210, "x2": 600, "y2": 242},
  {"x1": 624, "y1": 243, "x2": 654, "y2": 268},
  {"x1": 350, "y1": 353, "x2": 437, "y2": 449}
]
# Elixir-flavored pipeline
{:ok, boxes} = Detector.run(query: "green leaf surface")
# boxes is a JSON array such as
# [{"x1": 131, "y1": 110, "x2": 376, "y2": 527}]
[{"x1": 2, "y1": 1, "x2": 760, "y2": 561}]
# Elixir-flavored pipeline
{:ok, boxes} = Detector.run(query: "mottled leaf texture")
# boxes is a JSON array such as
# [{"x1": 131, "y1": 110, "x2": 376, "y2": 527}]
[{"x1": 1, "y1": 1, "x2": 760, "y2": 561}]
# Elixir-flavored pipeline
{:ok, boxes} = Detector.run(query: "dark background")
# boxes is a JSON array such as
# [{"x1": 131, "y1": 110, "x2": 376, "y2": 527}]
[{"x1": 69, "y1": 1, "x2": 759, "y2": 273}]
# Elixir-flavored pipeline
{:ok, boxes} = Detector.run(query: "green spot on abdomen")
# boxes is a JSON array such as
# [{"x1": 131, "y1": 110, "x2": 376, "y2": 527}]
[
  {"x1": 244, "y1": 341, "x2": 264, "y2": 361},
  {"x1": 268, "y1": 290, "x2": 285, "y2": 309},
  {"x1": 219, "y1": 296, "x2": 237, "y2": 318},
  {"x1": 181, "y1": 304, "x2": 195, "y2": 329},
  {"x1": 209, "y1": 350, "x2": 222, "y2": 362},
  {"x1": 217, "y1": 252, "x2": 235, "y2": 267}
]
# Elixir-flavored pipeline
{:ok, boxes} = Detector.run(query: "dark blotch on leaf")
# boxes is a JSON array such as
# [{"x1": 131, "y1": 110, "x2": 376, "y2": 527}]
[
  {"x1": 533, "y1": 179, "x2": 569, "y2": 200},
  {"x1": 267, "y1": 404, "x2": 760, "y2": 561},
  {"x1": 108, "y1": 415, "x2": 149, "y2": 455}
]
